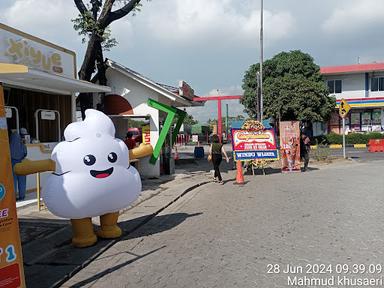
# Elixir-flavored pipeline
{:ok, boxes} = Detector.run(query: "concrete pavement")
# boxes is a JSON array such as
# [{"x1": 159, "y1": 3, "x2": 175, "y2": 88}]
[
  {"x1": 61, "y1": 159, "x2": 384, "y2": 288},
  {"x1": 18, "y1": 162, "x2": 216, "y2": 288}
]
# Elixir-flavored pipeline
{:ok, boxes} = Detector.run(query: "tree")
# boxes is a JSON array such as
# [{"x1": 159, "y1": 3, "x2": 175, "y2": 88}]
[
  {"x1": 241, "y1": 50, "x2": 336, "y2": 124},
  {"x1": 235, "y1": 114, "x2": 245, "y2": 121},
  {"x1": 72, "y1": 0, "x2": 147, "y2": 117},
  {"x1": 172, "y1": 113, "x2": 197, "y2": 126},
  {"x1": 183, "y1": 114, "x2": 198, "y2": 126}
]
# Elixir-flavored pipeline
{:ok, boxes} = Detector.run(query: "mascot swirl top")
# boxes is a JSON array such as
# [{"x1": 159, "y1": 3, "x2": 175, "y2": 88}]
[{"x1": 44, "y1": 109, "x2": 142, "y2": 219}]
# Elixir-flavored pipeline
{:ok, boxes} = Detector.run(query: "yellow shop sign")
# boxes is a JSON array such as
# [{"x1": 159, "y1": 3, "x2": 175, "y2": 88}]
[{"x1": 5, "y1": 38, "x2": 63, "y2": 74}]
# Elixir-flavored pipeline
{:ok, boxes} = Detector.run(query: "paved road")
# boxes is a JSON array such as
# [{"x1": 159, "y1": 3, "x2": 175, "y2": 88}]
[
  {"x1": 63, "y1": 160, "x2": 384, "y2": 288},
  {"x1": 177, "y1": 144, "x2": 384, "y2": 162},
  {"x1": 329, "y1": 147, "x2": 384, "y2": 162}
]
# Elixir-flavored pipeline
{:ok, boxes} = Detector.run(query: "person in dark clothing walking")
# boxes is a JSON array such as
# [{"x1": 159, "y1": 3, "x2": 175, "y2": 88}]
[
  {"x1": 300, "y1": 133, "x2": 311, "y2": 172},
  {"x1": 209, "y1": 134, "x2": 229, "y2": 184}
]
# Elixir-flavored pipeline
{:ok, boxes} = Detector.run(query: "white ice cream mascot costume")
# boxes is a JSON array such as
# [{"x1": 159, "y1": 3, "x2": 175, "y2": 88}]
[{"x1": 15, "y1": 109, "x2": 153, "y2": 247}]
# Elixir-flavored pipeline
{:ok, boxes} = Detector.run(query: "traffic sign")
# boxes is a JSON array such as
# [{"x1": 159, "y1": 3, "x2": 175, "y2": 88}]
[{"x1": 339, "y1": 98, "x2": 351, "y2": 118}]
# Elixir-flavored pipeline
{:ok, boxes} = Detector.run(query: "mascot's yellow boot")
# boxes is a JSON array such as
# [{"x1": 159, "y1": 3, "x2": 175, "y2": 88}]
[
  {"x1": 97, "y1": 212, "x2": 122, "y2": 239},
  {"x1": 71, "y1": 218, "x2": 97, "y2": 248}
]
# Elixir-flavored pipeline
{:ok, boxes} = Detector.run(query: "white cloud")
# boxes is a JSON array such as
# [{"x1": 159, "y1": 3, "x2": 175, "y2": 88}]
[
  {"x1": 3, "y1": 0, "x2": 79, "y2": 48},
  {"x1": 142, "y1": 0, "x2": 295, "y2": 47},
  {"x1": 207, "y1": 85, "x2": 243, "y2": 96},
  {"x1": 322, "y1": 0, "x2": 384, "y2": 34},
  {"x1": 2, "y1": 0, "x2": 136, "y2": 66},
  {"x1": 109, "y1": 19, "x2": 134, "y2": 50}
]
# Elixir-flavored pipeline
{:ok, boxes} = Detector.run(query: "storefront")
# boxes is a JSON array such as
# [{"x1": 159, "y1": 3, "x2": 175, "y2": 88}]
[
  {"x1": 321, "y1": 63, "x2": 384, "y2": 134},
  {"x1": 0, "y1": 23, "x2": 110, "y2": 199},
  {"x1": 329, "y1": 99, "x2": 384, "y2": 134},
  {"x1": 99, "y1": 59, "x2": 200, "y2": 177}
]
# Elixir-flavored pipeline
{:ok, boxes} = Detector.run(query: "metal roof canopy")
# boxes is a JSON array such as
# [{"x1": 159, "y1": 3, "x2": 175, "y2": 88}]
[
  {"x1": 0, "y1": 63, "x2": 111, "y2": 95},
  {"x1": 106, "y1": 59, "x2": 203, "y2": 107},
  {"x1": 107, "y1": 114, "x2": 150, "y2": 119}
]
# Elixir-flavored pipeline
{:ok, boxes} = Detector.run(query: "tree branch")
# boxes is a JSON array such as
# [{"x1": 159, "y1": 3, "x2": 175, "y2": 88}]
[
  {"x1": 98, "y1": 0, "x2": 115, "y2": 26},
  {"x1": 103, "y1": 0, "x2": 142, "y2": 27},
  {"x1": 74, "y1": 0, "x2": 88, "y2": 15}
]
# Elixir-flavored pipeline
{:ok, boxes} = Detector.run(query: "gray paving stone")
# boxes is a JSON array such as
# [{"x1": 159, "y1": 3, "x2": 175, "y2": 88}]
[{"x1": 63, "y1": 160, "x2": 384, "y2": 288}]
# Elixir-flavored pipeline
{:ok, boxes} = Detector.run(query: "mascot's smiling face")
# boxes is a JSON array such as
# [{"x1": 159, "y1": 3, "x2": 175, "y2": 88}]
[
  {"x1": 44, "y1": 109, "x2": 142, "y2": 219},
  {"x1": 52, "y1": 109, "x2": 130, "y2": 178}
]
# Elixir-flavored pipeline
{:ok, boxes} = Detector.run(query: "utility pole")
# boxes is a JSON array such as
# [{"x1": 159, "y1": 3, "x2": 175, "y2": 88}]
[
  {"x1": 256, "y1": 72, "x2": 261, "y2": 121},
  {"x1": 259, "y1": 0, "x2": 264, "y2": 121}
]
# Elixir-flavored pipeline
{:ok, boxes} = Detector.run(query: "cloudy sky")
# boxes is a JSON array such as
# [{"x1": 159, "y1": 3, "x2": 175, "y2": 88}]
[{"x1": 1, "y1": 0, "x2": 384, "y2": 122}]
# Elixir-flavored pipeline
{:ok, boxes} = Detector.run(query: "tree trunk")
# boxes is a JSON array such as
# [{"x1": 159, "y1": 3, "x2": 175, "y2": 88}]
[
  {"x1": 77, "y1": 33, "x2": 104, "y2": 119},
  {"x1": 74, "y1": 0, "x2": 143, "y2": 119}
]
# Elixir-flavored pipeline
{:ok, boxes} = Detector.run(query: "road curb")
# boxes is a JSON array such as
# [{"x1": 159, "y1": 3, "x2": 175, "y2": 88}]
[
  {"x1": 354, "y1": 144, "x2": 367, "y2": 149},
  {"x1": 311, "y1": 144, "x2": 368, "y2": 149},
  {"x1": 52, "y1": 179, "x2": 210, "y2": 288}
]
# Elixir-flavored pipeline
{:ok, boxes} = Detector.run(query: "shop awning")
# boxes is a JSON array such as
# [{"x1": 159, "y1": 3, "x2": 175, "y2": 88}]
[{"x1": 0, "y1": 63, "x2": 111, "y2": 95}]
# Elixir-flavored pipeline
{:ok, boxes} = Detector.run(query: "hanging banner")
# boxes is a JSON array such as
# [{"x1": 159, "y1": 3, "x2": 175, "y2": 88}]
[
  {"x1": 142, "y1": 125, "x2": 150, "y2": 144},
  {"x1": 231, "y1": 128, "x2": 279, "y2": 161},
  {"x1": 0, "y1": 86, "x2": 26, "y2": 288},
  {"x1": 280, "y1": 121, "x2": 301, "y2": 173}
]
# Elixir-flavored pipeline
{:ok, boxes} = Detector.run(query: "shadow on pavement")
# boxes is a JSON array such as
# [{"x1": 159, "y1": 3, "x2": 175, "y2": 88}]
[
  {"x1": 69, "y1": 245, "x2": 166, "y2": 288},
  {"x1": 22, "y1": 212, "x2": 201, "y2": 288},
  {"x1": 304, "y1": 167, "x2": 320, "y2": 172},
  {"x1": 176, "y1": 156, "x2": 234, "y2": 174},
  {"x1": 243, "y1": 167, "x2": 283, "y2": 176},
  {"x1": 121, "y1": 212, "x2": 202, "y2": 240}
]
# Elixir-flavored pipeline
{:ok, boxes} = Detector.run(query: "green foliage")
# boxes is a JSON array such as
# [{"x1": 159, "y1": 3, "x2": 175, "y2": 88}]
[
  {"x1": 183, "y1": 114, "x2": 198, "y2": 126},
  {"x1": 242, "y1": 50, "x2": 336, "y2": 122},
  {"x1": 316, "y1": 132, "x2": 384, "y2": 145},
  {"x1": 72, "y1": 11, "x2": 118, "y2": 51},
  {"x1": 172, "y1": 113, "x2": 197, "y2": 126},
  {"x1": 311, "y1": 143, "x2": 331, "y2": 162},
  {"x1": 324, "y1": 133, "x2": 343, "y2": 144}
]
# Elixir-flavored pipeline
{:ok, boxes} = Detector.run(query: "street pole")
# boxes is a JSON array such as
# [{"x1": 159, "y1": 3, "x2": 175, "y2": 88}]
[
  {"x1": 259, "y1": 0, "x2": 264, "y2": 121},
  {"x1": 256, "y1": 72, "x2": 260, "y2": 121},
  {"x1": 342, "y1": 117, "x2": 346, "y2": 159}
]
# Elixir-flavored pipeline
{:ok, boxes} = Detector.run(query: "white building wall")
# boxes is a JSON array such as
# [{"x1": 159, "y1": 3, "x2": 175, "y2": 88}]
[
  {"x1": 106, "y1": 69, "x2": 161, "y2": 178},
  {"x1": 369, "y1": 72, "x2": 384, "y2": 98},
  {"x1": 325, "y1": 73, "x2": 365, "y2": 99},
  {"x1": 324, "y1": 71, "x2": 384, "y2": 133}
]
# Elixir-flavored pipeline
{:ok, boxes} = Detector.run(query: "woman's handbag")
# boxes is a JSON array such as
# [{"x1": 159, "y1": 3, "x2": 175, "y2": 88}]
[{"x1": 207, "y1": 154, "x2": 212, "y2": 162}]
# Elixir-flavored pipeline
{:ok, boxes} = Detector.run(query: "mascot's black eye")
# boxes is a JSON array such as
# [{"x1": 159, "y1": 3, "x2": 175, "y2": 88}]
[
  {"x1": 83, "y1": 155, "x2": 96, "y2": 166},
  {"x1": 108, "y1": 152, "x2": 117, "y2": 163}
]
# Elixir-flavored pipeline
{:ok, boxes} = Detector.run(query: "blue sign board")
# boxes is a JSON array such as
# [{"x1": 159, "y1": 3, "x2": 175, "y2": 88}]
[{"x1": 234, "y1": 150, "x2": 279, "y2": 161}]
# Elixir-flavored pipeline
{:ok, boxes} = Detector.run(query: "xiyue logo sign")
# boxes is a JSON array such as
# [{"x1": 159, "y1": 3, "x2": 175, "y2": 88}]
[{"x1": 6, "y1": 38, "x2": 63, "y2": 74}]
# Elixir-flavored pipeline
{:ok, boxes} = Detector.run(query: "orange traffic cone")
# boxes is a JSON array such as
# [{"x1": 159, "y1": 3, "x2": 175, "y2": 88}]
[{"x1": 234, "y1": 160, "x2": 245, "y2": 185}]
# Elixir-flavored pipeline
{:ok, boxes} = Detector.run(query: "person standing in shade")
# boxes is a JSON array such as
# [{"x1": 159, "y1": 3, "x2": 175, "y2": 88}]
[
  {"x1": 209, "y1": 134, "x2": 229, "y2": 184},
  {"x1": 9, "y1": 128, "x2": 28, "y2": 200},
  {"x1": 300, "y1": 133, "x2": 311, "y2": 172},
  {"x1": 124, "y1": 131, "x2": 136, "y2": 150}
]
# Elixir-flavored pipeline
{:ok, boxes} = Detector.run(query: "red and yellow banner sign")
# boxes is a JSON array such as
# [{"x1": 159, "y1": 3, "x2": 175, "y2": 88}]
[
  {"x1": 142, "y1": 125, "x2": 150, "y2": 144},
  {"x1": 0, "y1": 85, "x2": 25, "y2": 288},
  {"x1": 231, "y1": 129, "x2": 278, "y2": 161},
  {"x1": 280, "y1": 121, "x2": 301, "y2": 173}
]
